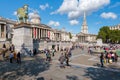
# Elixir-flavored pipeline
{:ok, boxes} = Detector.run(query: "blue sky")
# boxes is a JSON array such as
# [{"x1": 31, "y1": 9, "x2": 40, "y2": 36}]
[{"x1": 0, "y1": 0, "x2": 120, "y2": 34}]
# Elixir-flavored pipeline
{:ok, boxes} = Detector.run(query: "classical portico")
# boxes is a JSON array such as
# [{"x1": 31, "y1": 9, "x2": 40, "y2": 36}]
[
  {"x1": 0, "y1": 22, "x2": 7, "y2": 41},
  {"x1": 29, "y1": 12, "x2": 52, "y2": 40},
  {"x1": 77, "y1": 12, "x2": 97, "y2": 43},
  {"x1": 31, "y1": 25, "x2": 51, "y2": 40}
]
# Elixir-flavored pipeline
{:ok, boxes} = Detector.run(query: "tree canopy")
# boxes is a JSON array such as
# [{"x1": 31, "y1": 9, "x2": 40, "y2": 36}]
[
  {"x1": 69, "y1": 32, "x2": 72, "y2": 40},
  {"x1": 97, "y1": 26, "x2": 120, "y2": 43}
]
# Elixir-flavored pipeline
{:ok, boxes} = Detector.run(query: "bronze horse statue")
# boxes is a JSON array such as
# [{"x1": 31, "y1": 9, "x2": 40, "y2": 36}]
[{"x1": 17, "y1": 5, "x2": 28, "y2": 23}]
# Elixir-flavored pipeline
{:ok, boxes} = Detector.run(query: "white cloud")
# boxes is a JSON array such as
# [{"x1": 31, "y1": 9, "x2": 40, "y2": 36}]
[
  {"x1": 100, "y1": 12, "x2": 117, "y2": 19},
  {"x1": 29, "y1": 7, "x2": 39, "y2": 13},
  {"x1": 51, "y1": 0, "x2": 110, "y2": 19},
  {"x1": 13, "y1": 11, "x2": 17, "y2": 15},
  {"x1": 28, "y1": 12, "x2": 40, "y2": 19},
  {"x1": 69, "y1": 19, "x2": 79, "y2": 25},
  {"x1": 29, "y1": 13, "x2": 34, "y2": 18},
  {"x1": 48, "y1": 20, "x2": 60, "y2": 27},
  {"x1": 39, "y1": 3, "x2": 49, "y2": 10}
]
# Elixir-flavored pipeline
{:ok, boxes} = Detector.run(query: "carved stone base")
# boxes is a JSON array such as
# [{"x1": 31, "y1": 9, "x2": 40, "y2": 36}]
[{"x1": 12, "y1": 23, "x2": 33, "y2": 54}]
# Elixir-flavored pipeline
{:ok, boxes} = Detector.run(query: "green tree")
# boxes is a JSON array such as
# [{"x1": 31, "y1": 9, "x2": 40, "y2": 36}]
[
  {"x1": 110, "y1": 30, "x2": 120, "y2": 43},
  {"x1": 97, "y1": 26, "x2": 120, "y2": 43},
  {"x1": 97, "y1": 26, "x2": 110, "y2": 43},
  {"x1": 69, "y1": 32, "x2": 72, "y2": 40}
]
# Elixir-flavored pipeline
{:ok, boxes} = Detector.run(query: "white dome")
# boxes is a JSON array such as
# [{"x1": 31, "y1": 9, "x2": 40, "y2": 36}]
[{"x1": 29, "y1": 12, "x2": 41, "y2": 24}]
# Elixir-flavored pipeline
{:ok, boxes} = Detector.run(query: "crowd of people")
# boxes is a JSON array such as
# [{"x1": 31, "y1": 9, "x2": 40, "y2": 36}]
[
  {"x1": 1, "y1": 43, "x2": 21, "y2": 64},
  {"x1": 58, "y1": 48, "x2": 72, "y2": 68},
  {"x1": 87, "y1": 44, "x2": 120, "y2": 67},
  {"x1": 42, "y1": 47, "x2": 72, "y2": 68},
  {"x1": 1, "y1": 43, "x2": 119, "y2": 68},
  {"x1": 100, "y1": 51, "x2": 118, "y2": 67}
]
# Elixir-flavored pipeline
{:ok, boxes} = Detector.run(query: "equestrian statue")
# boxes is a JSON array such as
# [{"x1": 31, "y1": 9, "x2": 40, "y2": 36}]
[{"x1": 17, "y1": 5, "x2": 29, "y2": 23}]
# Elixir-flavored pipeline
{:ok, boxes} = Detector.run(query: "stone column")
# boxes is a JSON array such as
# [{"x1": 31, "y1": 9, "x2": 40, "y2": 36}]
[
  {"x1": 44, "y1": 29, "x2": 45, "y2": 37},
  {"x1": 38, "y1": 28, "x2": 39, "y2": 39},
  {"x1": 82, "y1": 36, "x2": 83, "y2": 43},
  {"x1": 40, "y1": 29, "x2": 41, "y2": 38},
  {"x1": 45, "y1": 29, "x2": 47, "y2": 37},
  {"x1": 4, "y1": 24, "x2": 6, "y2": 38},
  {"x1": 46, "y1": 30, "x2": 47, "y2": 37},
  {"x1": 36, "y1": 28, "x2": 37, "y2": 39},
  {"x1": 45, "y1": 29, "x2": 46, "y2": 37},
  {"x1": 41, "y1": 29, "x2": 43, "y2": 38},
  {"x1": 42, "y1": 29, "x2": 44, "y2": 37},
  {"x1": 43, "y1": 29, "x2": 45, "y2": 37},
  {"x1": 39, "y1": 29, "x2": 40, "y2": 39},
  {"x1": 33, "y1": 27, "x2": 35, "y2": 39}
]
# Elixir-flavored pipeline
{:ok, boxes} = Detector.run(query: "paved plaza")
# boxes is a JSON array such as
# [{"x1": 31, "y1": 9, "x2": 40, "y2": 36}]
[{"x1": 0, "y1": 48, "x2": 120, "y2": 80}]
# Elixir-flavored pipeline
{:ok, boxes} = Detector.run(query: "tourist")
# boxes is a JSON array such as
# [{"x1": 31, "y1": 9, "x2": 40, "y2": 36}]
[
  {"x1": 29, "y1": 50, "x2": 33, "y2": 56},
  {"x1": 65, "y1": 51, "x2": 70, "y2": 66},
  {"x1": 3, "y1": 43, "x2": 6, "y2": 49},
  {"x1": 2, "y1": 52, "x2": 5, "y2": 59},
  {"x1": 48, "y1": 50, "x2": 51, "y2": 62},
  {"x1": 17, "y1": 52, "x2": 21, "y2": 64},
  {"x1": 9, "y1": 51, "x2": 14, "y2": 63},
  {"x1": 89, "y1": 47, "x2": 93, "y2": 55},
  {"x1": 9, "y1": 44, "x2": 15, "y2": 52},
  {"x1": 105, "y1": 52, "x2": 109, "y2": 63},
  {"x1": 13, "y1": 51, "x2": 17, "y2": 62},
  {"x1": 33, "y1": 48, "x2": 37, "y2": 56},
  {"x1": 111, "y1": 52, "x2": 115, "y2": 62},
  {"x1": 107, "y1": 52, "x2": 112, "y2": 63},
  {"x1": 52, "y1": 49, "x2": 55, "y2": 57},
  {"x1": 114, "y1": 53, "x2": 118, "y2": 63},
  {"x1": 46, "y1": 50, "x2": 51, "y2": 62},
  {"x1": 59, "y1": 53, "x2": 65, "y2": 68},
  {"x1": 68, "y1": 49, "x2": 72, "y2": 58},
  {"x1": 100, "y1": 53, "x2": 104, "y2": 67}
]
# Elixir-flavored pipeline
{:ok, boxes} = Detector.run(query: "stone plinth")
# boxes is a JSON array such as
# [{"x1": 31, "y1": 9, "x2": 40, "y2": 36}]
[{"x1": 12, "y1": 23, "x2": 33, "y2": 53}]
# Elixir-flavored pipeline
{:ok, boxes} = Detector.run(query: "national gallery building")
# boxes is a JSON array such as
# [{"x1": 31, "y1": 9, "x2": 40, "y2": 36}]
[{"x1": 0, "y1": 12, "x2": 72, "y2": 43}]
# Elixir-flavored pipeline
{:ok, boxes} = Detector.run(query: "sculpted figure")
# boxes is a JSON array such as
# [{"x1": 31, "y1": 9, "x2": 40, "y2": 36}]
[{"x1": 17, "y1": 5, "x2": 28, "y2": 23}]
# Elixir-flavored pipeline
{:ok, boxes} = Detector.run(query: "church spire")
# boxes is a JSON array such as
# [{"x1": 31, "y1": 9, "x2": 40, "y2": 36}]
[{"x1": 81, "y1": 11, "x2": 88, "y2": 34}]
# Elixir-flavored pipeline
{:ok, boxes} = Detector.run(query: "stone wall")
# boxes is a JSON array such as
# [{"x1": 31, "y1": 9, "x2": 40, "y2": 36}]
[{"x1": 33, "y1": 41, "x2": 73, "y2": 51}]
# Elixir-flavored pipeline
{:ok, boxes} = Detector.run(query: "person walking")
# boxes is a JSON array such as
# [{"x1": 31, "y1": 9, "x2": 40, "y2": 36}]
[
  {"x1": 33, "y1": 48, "x2": 37, "y2": 56},
  {"x1": 9, "y1": 44, "x2": 15, "y2": 52},
  {"x1": 59, "y1": 53, "x2": 65, "y2": 68},
  {"x1": 89, "y1": 47, "x2": 93, "y2": 55},
  {"x1": 17, "y1": 52, "x2": 21, "y2": 64},
  {"x1": 114, "y1": 53, "x2": 118, "y2": 63},
  {"x1": 3, "y1": 43, "x2": 6, "y2": 49},
  {"x1": 100, "y1": 53, "x2": 104, "y2": 67},
  {"x1": 13, "y1": 51, "x2": 17, "y2": 62},
  {"x1": 52, "y1": 49, "x2": 55, "y2": 57},
  {"x1": 9, "y1": 51, "x2": 13, "y2": 63},
  {"x1": 65, "y1": 51, "x2": 70, "y2": 66}
]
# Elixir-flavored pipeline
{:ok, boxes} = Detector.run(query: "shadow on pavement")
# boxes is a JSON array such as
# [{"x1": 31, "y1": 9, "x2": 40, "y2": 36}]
[
  {"x1": 83, "y1": 67, "x2": 120, "y2": 80},
  {"x1": 37, "y1": 77, "x2": 45, "y2": 80},
  {"x1": 93, "y1": 63, "x2": 101, "y2": 67},
  {"x1": 0, "y1": 56, "x2": 50, "y2": 80},
  {"x1": 66, "y1": 75, "x2": 79, "y2": 80}
]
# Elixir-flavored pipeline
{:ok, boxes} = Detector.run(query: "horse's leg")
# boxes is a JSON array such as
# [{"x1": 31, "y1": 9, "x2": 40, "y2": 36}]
[
  {"x1": 17, "y1": 16, "x2": 20, "y2": 23},
  {"x1": 23, "y1": 17, "x2": 25, "y2": 23}
]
